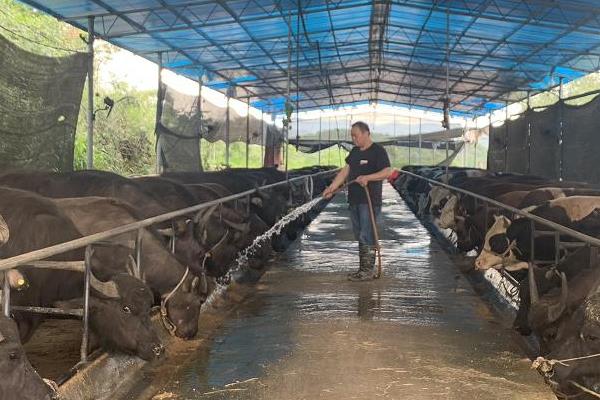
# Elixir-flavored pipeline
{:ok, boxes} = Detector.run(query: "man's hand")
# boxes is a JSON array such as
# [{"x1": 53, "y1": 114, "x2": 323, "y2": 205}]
[
  {"x1": 355, "y1": 175, "x2": 370, "y2": 187},
  {"x1": 322, "y1": 185, "x2": 336, "y2": 199}
]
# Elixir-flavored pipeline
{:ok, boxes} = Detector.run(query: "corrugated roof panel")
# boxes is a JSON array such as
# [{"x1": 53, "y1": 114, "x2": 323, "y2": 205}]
[{"x1": 16, "y1": 0, "x2": 600, "y2": 113}]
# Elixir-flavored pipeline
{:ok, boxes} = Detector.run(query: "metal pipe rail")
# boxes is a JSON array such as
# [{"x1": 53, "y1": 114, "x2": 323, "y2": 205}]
[
  {"x1": 0, "y1": 168, "x2": 337, "y2": 365},
  {"x1": 0, "y1": 169, "x2": 337, "y2": 272},
  {"x1": 399, "y1": 169, "x2": 600, "y2": 249}
]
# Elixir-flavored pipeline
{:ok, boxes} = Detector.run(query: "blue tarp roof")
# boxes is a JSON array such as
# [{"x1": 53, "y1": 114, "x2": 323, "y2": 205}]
[{"x1": 17, "y1": 0, "x2": 600, "y2": 115}]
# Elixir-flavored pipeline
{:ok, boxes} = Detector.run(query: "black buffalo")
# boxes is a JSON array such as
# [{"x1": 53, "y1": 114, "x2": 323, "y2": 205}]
[{"x1": 0, "y1": 187, "x2": 163, "y2": 360}]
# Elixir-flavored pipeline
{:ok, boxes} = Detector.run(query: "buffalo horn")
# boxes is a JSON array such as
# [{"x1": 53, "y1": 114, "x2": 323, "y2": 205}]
[
  {"x1": 223, "y1": 219, "x2": 249, "y2": 233},
  {"x1": 529, "y1": 263, "x2": 540, "y2": 304},
  {"x1": 89, "y1": 271, "x2": 120, "y2": 299},
  {"x1": 547, "y1": 272, "x2": 568, "y2": 323}
]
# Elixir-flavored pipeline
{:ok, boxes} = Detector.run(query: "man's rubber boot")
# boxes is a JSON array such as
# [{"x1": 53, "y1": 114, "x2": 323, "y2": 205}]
[
  {"x1": 347, "y1": 244, "x2": 367, "y2": 279},
  {"x1": 348, "y1": 245, "x2": 376, "y2": 281}
]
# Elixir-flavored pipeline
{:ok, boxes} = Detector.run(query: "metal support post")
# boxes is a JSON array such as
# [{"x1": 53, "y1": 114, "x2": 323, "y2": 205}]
[
  {"x1": 246, "y1": 98, "x2": 250, "y2": 168},
  {"x1": 135, "y1": 229, "x2": 143, "y2": 279},
  {"x1": 155, "y1": 52, "x2": 164, "y2": 174},
  {"x1": 81, "y1": 245, "x2": 92, "y2": 362},
  {"x1": 530, "y1": 220, "x2": 536, "y2": 262},
  {"x1": 318, "y1": 114, "x2": 322, "y2": 166},
  {"x1": 554, "y1": 231, "x2": 561, "y2": 265},
  {"x1": 418, "y1": 117, "x2": 422, "y2": 165},
  {"x1": 198, "y1": 77, "x2": 203, "y2": 171},
  {"x1": 260, "y1": 111, "x2": 264, "y2": 166},
  {"x1": 408, "y1": 114, "x2": 412, "y2": 165},
  {"x1": 86, "y1": 17, "x2": 95, "y2": 169},
  {"x1": 225, "y1": 96, "x2": 230, "y2": 168},
  {"x1": 3, "y1": 271, "x2": 10, "y2": 317}
]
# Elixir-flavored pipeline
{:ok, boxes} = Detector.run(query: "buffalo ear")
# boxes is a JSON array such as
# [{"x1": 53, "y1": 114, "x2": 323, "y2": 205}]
[{"x1": 251, "y1": 197, "x2": 263, "y2": 207}]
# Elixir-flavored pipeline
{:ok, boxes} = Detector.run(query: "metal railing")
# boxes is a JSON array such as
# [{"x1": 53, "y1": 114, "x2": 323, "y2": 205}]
[
  {"x1": 400, "y1": 169, "x2": 600, "y2": 247},
  {"x1": 399, "y1": 169, "x2": 600, "y2": 266},
  {"x1": 0, "y1": 168, "x2": 337, "y2": 364}
]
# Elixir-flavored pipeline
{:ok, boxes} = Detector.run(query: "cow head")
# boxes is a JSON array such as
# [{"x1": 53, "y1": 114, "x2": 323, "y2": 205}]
[
  {"x1": 0, "y1": 315, "x2": 57, "y2": 400},
  {"x1": 69, "y1": 272, "x2": 164, "y2": 361},
  {"x1": 528, "y1": 265, "x2": 568, "y2": 333},
  {"x1": 536, "y1": 286, "x2": 600, "y2": 397},
  {"x1": 474, "y1": 215, "x2": 527, "y2": 271},
  {"x1": 437, "y1": 194, "x2": 460, "y2": 229},
  {"x1": 428, "y1": 186, "x2": 452, "y2": 216},
  {"x1": 160, "y1": 271, "x2": 204, "y2": 339}
]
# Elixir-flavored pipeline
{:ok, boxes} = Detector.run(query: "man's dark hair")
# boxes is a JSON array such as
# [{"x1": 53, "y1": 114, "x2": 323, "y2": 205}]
[{"x1": 352, "y1": 121, "x2": 370, "y2": 135}]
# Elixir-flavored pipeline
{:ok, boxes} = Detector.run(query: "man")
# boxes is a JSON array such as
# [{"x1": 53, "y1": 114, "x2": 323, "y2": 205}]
[{"x1": 322, "y1": 121, "x2": 392, "y2": 281}]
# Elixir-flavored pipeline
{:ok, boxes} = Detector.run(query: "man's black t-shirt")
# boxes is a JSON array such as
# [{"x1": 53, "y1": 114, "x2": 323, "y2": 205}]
[{"x1": 345, "y1": 142, "x2": 391, "y2": 205}]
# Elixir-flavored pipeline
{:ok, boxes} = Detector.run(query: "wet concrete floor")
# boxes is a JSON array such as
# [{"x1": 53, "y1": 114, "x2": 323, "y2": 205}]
[{"x1": 130, "y1": 185, "x2": 554, "y2": 400}]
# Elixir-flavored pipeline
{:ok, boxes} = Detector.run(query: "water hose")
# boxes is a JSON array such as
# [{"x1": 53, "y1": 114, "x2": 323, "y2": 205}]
[{"x1": 325, "y1": 180, "x2": 383, "y2": 279}]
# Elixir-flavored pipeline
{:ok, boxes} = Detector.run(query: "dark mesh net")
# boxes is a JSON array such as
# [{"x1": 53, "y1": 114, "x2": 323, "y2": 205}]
[
  {"x1": 562, "y1": 95, "x2": 600, "y2": 183},
  {"x1": 157, "y1": 82, "x2": 280, "y2": 170},
  {"x1": 505, "y1": 115, "x2": 529, "y2": 174},
  {"x1": 528, "y1": 107, "x2": 559, "y2": 179},
  {"x1": 0, "y1": 33, "x2": 87, "y2": 171},
  {"x1": 156, "y1": 83, "x2": 202, "y2": 172},
  {"x1": 487, "y1": 124, "x2": 506, "y2": 172}
]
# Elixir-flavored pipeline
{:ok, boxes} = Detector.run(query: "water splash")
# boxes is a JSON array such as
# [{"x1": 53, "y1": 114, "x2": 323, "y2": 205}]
[{"x1": 232, "y1": 197, "x2": 323, "y2": 274}]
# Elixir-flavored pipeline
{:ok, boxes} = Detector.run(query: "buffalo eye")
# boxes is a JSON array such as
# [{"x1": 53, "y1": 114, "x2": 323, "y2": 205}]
[
  {"x1": 9, "y1": 351, "x2": 19, "y2": 360},
  {"x1": 122, "y1": 306, "x2": 131, "y2": 314},
  {"x1": 583, "y1": 333, "x2": 599, "y2": 342},
  {"x1": 489, "y1": 234, "x2": 509, "y2": 254}
]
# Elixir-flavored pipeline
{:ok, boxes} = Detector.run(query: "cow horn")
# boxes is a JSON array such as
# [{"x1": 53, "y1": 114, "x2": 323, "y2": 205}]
[
  {"x1": 223, "y1": 219, "x2": 249, "y2": 233},
  {"x1": 529, "y1": 263, "x2": 540, "y2": 304},
  {"x1": 0, "y1": 330, "x2": 5, "y2": 343},
  {"x1": 191, "y1": 276, "x2": 200, "y2": 290},
  {"x1": 547, "y1": 272, "x2": 568, "y2": 323},
  {"x1": 0, "y1": 214, "x2": 8, "y2": 245},
  {"x1": 156, "y1": 227, "x2": 175, "y2": 237},
  {"x1": 89, "y1": 271, "x2": 120, "y2": 299}
]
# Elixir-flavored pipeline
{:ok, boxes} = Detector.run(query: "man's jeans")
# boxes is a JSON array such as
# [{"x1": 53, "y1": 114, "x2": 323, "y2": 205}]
[{"x1": 349, "y1": 203, "x2": 382, "y2": 246}]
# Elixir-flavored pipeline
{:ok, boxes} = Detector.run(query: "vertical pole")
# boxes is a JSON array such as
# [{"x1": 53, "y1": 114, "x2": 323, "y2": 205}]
[
  {"x1": 260, "y1": 111, "x2": 264, "y2": 166},
  {"x1": 86, "y1": 17, "x2": 95, "y2": 169},
  {"x1": 295, "y1": 1, "x2": 300, "y2": 177},
  {"x1": 408, "y1": 113, "x2": 412, "y2": 165},
  {"x1": 558, "y1": 77, "x2": 564, "y2": 181},
  {"x1": 246, "y1": 98, "x2": 250, "y2": 168},
  {"x1": 3, "y1": 271, "x2": 10, "y2": 317},
  {"x1": 474, "y1": 117, "x2": 478, "y2": 168},
  {"x1": 225, "y1": 96, "x2": 230, "y2": 167},
  {"x1": 135, "y1": 229, "x2": 143, "y2": 279},
  {"x1": 81, "y1": 245, "x2": 92, "y2": 362},
  {"x1": 285, "y1": 11, "x2": 292, "y2": 179},
  {"x1": 504, "y1": 100, "x2": 509, "y2": 173},
  {"x1": 198, "y1": 77, "x2": 203, "y2": 171},
  {"x1": 530, "y1": 220, "x2": 536, "y2": 262},
  {"x1": 463, "y1": 121, "x2": 467, "y2": 167},
  {"x1": 318, "y1": 113, "x2": 322, "y2": 166},
  {"x1": 328, "y1": 116, "x2": 331, "y2": 165},
  {"x1": 418, "y1": 117, "x2": 422, "y2": 165},
  {"x1": 155, "y1": 52, "x2": 164, "y2": 174}
]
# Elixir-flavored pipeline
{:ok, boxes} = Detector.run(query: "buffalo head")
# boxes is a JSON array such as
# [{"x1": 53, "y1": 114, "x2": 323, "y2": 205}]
[{"x1": 0, "y1": 315, "x2": 57, "y2": 400}]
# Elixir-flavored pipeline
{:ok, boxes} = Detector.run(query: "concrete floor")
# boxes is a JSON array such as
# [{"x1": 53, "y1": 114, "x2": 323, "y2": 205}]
[{"x1": 131, "y1": 185, "x2": 555, "y2": 400}]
